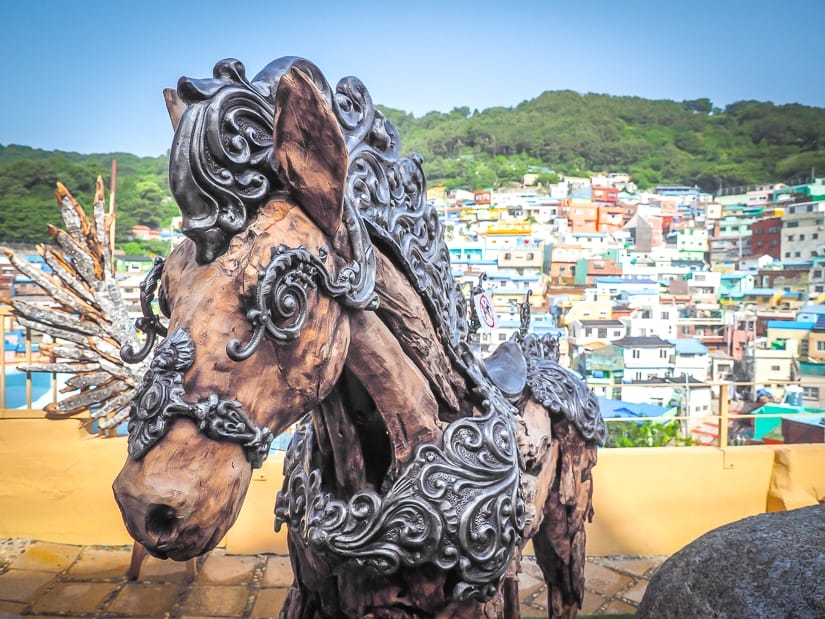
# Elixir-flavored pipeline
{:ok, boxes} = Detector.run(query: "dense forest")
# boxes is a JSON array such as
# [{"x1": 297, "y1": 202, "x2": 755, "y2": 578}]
[
  {"x1": 380, "y1": 93, "x2": 825, "y2": 192},
  {"x1": 1, "y1": 91, "x2": 824, "y2": 243},
  {"x1": 0, "y1": 145, "x2": 176, "y2": 245}
]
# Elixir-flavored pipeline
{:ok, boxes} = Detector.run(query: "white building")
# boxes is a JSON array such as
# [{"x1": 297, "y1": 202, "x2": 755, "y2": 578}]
[{"x1": 613, "y1": 336, "x2": 675, "y2": 382}]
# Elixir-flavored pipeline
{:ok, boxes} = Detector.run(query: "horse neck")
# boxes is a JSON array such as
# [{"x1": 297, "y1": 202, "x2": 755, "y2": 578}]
[
  {"x1": 306, "y1": 248, "x2": 472, "y2": 488},
  {"x1": 370, "y1": 250, "x2": 472, "y2": 420}
]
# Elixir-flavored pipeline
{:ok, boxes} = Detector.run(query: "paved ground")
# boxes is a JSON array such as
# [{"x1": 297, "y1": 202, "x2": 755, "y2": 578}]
[{"x1": 0, "y1": 539, "x2": 665, "y2": 617}]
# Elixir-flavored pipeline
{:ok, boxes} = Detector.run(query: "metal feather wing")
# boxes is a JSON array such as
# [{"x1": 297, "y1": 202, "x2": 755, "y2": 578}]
[{"x1": 2, "y1": 178, "x2": 149, "y2": 432}]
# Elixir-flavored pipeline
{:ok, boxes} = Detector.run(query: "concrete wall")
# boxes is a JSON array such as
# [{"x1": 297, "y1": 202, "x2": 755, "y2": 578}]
[{"x1": 2, "y1": 417, "x2": 824, "y2": 558}]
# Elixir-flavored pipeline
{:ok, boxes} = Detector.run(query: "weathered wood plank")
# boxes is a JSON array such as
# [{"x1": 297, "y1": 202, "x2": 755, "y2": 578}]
[
  {"x1": 374, "y1": 250, "x2": 467, "y2": 417},
  {"x1": 346, "y1": 310, "x2": 442, "y2": 471}
]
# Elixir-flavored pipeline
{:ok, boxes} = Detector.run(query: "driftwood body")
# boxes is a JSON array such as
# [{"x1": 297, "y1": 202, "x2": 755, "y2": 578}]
[{"x1": 111, "y1": 57, "x2": 606, "y2": 618}]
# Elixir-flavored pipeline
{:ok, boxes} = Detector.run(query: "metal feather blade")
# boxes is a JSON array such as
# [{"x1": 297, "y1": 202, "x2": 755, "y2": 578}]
[{"x1": 2, "y1": 180, "x2": 150, "y2": 434}]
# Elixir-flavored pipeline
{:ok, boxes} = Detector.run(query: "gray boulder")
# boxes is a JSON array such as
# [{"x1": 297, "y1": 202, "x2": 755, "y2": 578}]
[{"x1": 637, "y1": 504, "x2": 825, "y2": 619}]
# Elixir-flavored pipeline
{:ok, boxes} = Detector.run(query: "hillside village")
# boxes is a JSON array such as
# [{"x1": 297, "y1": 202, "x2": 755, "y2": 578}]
[
  {"x1": 428, "y1": 172, "x2": 825, "y2": 441},
  {"x1": 3, "y1": 172, "x2": 825, "y2": 445}
]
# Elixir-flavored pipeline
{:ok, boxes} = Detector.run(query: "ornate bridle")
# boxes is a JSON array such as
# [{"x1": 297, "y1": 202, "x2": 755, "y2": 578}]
[{"x1": 120, "y1": 237, "x2": 377, "y2": 468}]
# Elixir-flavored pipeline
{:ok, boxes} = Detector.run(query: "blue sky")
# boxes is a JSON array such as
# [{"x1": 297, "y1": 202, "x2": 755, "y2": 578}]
[{"x1": 1, "y1": 0, "x2": 823, "y2": 157}]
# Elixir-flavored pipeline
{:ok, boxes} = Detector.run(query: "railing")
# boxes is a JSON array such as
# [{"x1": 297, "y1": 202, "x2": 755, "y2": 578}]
[
  {"x1": 0, "y1": 304, "x2": 60, "y2": 416},
  {"x1": 2, "y1": 302, "x2": 822, "y2": 447},
  {"x1": 602, "y1": 379, "x2": 823, "y2": 448}
]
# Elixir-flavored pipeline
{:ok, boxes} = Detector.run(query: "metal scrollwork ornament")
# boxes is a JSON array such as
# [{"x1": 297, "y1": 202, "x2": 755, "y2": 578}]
[
  {"x1": 275, "y1": 397, "x2": 525, "y2": 601},
  {"x1": 121, "y1": 256, "x2": 168, "y2": 364},
  {"x1": 227, "y1": 245, "x2": 378, "y2": 361},
  {"x1": 128, "y1": 328, "x2": 274, "y2": 468}
]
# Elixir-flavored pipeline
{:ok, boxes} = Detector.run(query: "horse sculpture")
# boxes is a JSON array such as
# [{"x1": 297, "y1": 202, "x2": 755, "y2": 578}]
[{"x1": 112, "y1": 57, "x2": 607, "y2": 619}]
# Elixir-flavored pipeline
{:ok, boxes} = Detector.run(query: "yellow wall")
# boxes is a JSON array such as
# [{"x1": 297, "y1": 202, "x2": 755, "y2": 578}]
[
  {"x1": 2, "y1": 418, "x2": 825, "y2": 558},
  {"x1": 0, "y1": 417, "x2": 289, "y2": 553},
  {"x1": 587, "y1": 446, "x2": 776, "y2": 555}
]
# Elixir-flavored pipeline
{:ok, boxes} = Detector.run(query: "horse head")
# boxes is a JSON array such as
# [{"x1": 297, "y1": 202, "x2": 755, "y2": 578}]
[{"x1": 112, "y1": 59, "x2": 376, "y2": 560}]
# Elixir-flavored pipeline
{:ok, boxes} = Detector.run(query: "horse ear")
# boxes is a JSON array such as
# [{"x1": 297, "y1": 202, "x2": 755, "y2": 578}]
[
  {"x1": 272, "y1": 67, "x2": 346, "y2": 237},
  {"x1": 163, "y1": 88, "x2": 186, "y2": 131}
]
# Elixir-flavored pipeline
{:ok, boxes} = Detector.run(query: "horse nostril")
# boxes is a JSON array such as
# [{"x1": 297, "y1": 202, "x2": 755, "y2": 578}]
[{"x1": 145, "y1": 503, "x2": 179, "y2": 539}]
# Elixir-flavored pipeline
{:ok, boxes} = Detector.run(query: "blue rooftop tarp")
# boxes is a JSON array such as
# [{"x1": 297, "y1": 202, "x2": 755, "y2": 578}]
[
  {"x1": 597, "y1": 397, "x2": 671, "y2": 419},
  {"x1": 669, "y1": 338, "x2": 709, "y2": 355},
  {"x1": 767, "y1": 320, "x2": 815, "y2": 330}
]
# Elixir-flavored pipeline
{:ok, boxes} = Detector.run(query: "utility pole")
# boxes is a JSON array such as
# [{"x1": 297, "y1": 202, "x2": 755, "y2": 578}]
[{"x1": 109, "y1": 159, "x2": 117, "y2": 272}]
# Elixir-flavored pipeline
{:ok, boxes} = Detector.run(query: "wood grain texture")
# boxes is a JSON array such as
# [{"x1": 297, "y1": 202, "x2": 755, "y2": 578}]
[{"x1": 374, "y1": 250, "x2": 469, "y2": 418}]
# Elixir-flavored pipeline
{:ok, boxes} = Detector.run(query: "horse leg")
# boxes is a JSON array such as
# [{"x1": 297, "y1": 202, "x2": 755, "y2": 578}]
[
  {"x1": 502, "y1": 552, "x2": 521, "y2": 619},
  {"x1": 531, "y1": 417, "x2": 598, "y2": 619},
  {"x1": 126, "y1": 542, "x2": 146, "y2": 580}
]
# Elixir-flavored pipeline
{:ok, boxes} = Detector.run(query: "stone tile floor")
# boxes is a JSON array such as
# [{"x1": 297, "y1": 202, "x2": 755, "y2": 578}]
[{"x1": 0, "y1": 539, "x2": 665, "y2": 617}]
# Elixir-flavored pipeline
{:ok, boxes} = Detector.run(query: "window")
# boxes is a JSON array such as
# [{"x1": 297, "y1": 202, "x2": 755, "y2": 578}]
[
  {"x1": 504, "y1": 253, "x2": 511, "y2": 260},
  {"x1": 771, "y1": 365, "x2": 781, "y2": 371},
  {"x1": 597, "y1": 328, "x2": 607, "y2": 338},
  {"x1": 632, "y1": 349, "x2": 640, "y2": 358},
  {"x1": 498, "y1": 333, "x2": 507, "y2": 341},
  {"x1": 661, "y1": 311, "x2": 670, "y2": 320},
  {"x1": 803, "y1": 386, "x2": 820, "y2": 399},
  {"x1": 787, "y1": 235, "x2": 795, "y2": 241},
  {"x1": 817, "y1": 341, "x2": 825, "y2": 351},
  {"x1": 800, "y1": 234, "x2": 806, "y2": 240},
  {"x1": 659, "y1": 349, "x2": 668, "y2": 358},
  {"x1": 635, "y1": 372, "x2": 642, "y2": 380}
]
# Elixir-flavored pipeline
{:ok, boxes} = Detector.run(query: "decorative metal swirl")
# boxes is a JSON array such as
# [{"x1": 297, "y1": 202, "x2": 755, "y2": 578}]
[
  {"x1": 168, "y1": 56, "x2": 471, "y2": 372},
  {"x1": 169, "y1": 59, "x2": 286, "y2": 264},
  {"x1": 227, "y1": 245, "x2": 378, "y2": 361},
  {"x1": 275, "y1": 398, "x2": 525, "y2": 602},
  {"x1": 518, "y1": 290, "x2": 533, "y2": 338},
  {"x1": 121, "y1": 257, "x2": 168, "y2": 364},
  {"x1": 325, "y1": 74, "x2": 470, "y2": 363},
  {"x1": 128, "y1": 328, "x2": 273, "y2": 468}
]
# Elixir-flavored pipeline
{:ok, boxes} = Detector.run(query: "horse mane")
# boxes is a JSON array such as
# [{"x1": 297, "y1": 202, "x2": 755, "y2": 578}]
[
  {"x1": 171, "y1": 56, "x2": 472, "y2": 384},
  {"x1": 327, "y1": 70, "x2": 473, "y2": 379}
]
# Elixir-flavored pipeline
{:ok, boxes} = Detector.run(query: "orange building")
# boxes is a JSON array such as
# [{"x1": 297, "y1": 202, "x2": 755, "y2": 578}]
[
  {"x1": 564, "y1": 199, "x2": 599, "y2": 233},
  {"x1": 597, "y1": 204, "x2": 626, "y2": 233},
  {"x1": 592, "y1": 185, "x2": 619, "y2": 204}
]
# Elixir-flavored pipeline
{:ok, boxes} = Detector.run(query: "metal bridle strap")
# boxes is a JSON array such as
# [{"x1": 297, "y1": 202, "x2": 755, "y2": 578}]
[{"x1": 127, "y1": 328, "x2": 273, "y2": 468}]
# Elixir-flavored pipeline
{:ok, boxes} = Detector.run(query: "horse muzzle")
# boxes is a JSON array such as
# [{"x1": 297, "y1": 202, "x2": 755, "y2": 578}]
[{"x1": 114, "y1": 328, "x2": 263, "y2": 561}]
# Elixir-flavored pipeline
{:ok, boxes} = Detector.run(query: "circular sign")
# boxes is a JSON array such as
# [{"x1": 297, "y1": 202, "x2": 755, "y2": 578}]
[{"x1": 477, "y1": 293, "x2": 497, "y2": 329}]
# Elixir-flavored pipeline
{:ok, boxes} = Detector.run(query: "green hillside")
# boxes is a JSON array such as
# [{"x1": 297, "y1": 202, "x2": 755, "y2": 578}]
[
  {"x1": 380, "y1": 94, "x2": 825, "y2": 192},
  {"x1": 0, "y1": 144, "x2": 174, "y2": 244},
  {"x1": 2, "y1": 91, "x2": 824, "y2": 243}
]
